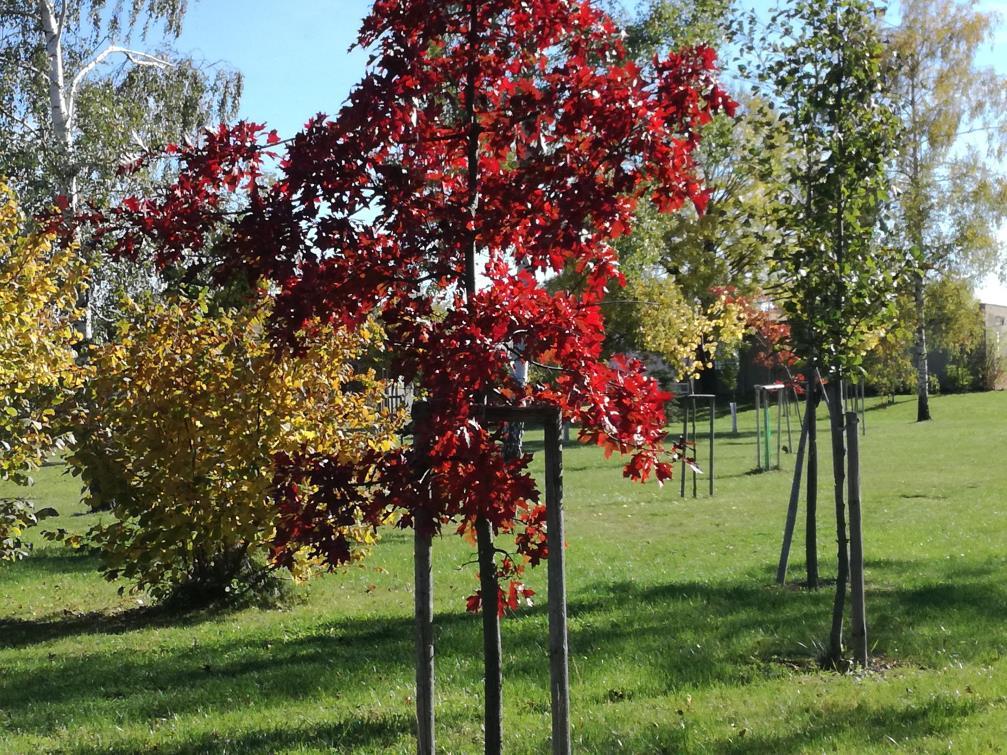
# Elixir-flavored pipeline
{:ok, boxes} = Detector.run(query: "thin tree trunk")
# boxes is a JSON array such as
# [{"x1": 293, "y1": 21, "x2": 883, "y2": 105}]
[
  {"x1": 476, "y1": 517, "x2": 502, "y2": 754},
  {"x1": 826, "y1": 379, "x2": 849, "y2": 668},
  {"x1": 39, "y1": 0, "x2": 92, "y2": 342},
  {"x1": 914, "y1": 271, "x2": 930, "y2": 422},
  {"x1": 805, "y1": 367, "x2": 819, "y2": 589},
  {"x1": 461, "y1": 2, "x2": 503, "y2": 749}
]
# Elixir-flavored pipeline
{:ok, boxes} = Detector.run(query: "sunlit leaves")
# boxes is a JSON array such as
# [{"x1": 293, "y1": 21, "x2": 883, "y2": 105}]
[
  {"x1": 0, "y1": 181, "x2": 86, "y2": 487},
  {"x1": 80, "y1": 0, "x2": 731, "y2": 609},
  {"x1": 68, "y1": 294, "x2": 402, "y2": 599}
]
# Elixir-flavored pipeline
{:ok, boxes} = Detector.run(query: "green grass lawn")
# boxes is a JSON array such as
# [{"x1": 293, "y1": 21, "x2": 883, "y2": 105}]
[{"x1": 3, "y1": 392, "x2": 1007, "y2": 753}]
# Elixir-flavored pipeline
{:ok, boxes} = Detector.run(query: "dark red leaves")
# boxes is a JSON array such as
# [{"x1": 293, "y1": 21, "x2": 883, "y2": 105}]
[{"x1": 75, "y1": 0, "x2": 733, "y2": 612}]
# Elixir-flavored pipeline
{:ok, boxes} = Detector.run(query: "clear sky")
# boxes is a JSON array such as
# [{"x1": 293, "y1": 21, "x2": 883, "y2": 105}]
[{"x1": 175, "y1": 0, "x2": 1007, "y2": 303}]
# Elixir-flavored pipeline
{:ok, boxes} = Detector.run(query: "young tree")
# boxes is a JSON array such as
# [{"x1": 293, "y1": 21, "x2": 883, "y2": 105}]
[
  {"x1": 887, "y1": 0, "x2": 1007, "y2": 421},
  {"x1": 755, "y1": 0, "x2": 901, "y2": 666},
  {"x1": 82, "y1": 0, "x2": 733, "y2": 745},
  {"x1": 0, "y1": 0, "x2": 241, "y2": 337}
]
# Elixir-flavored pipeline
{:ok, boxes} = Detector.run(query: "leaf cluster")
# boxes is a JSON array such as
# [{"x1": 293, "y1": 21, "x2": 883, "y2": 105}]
[{"x1": 67, "y1": 294, "x2": 402, "y2": 602}]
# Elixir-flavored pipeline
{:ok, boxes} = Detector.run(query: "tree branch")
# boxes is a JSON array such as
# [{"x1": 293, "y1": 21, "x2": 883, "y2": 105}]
[{"x1": 71, "y1": 45, "x2": 175, "y2": 100}]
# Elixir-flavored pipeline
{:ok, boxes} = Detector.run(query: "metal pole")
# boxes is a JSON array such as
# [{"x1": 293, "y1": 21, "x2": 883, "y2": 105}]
[
  {"x1": 691, "y1": 395, "x2": 698, "y2": 498},
  {"x1": 754, "y1": 388, "x2": 762, "y2": 470},
  {"x1": 709, "y1": 398, "x2": 715, "y2": 497},
  {"x1": 776, "y1": 388, "x2": 782, "y2": 468}
]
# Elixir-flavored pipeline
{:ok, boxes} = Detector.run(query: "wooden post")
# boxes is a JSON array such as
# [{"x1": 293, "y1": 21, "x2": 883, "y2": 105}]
[
  {"x1": 415, "y1": 518, "x2": 435, "y2": 755},
  {"x1": 827, "y1": 380, "x2": 849, "y2": 667},
  {"x1": 411, "y1": 403, "x2": 436, "y2": 755},
  {"x1": 544, "y1": 411, "x2": 571, "y2": 755},
  {"x1": 859, "y1": 380, "x2": 866, "y2": 436},
  {"x1": 777, "y1": 410, "x2": 810, "y2": 584},
  {"x1": 846, "y1": 411, "x2": 867, "y2": 666},
  {"x1": 806, "y1": 370, "x2": 819, "y2": 589},
  {"x1": 781, "y1": 386, "x2": 789, "y2": 453},
  {"x1": 730, "y1": 401, "x2": 738, "y2": 435},
  {"x1": 709, "y1": 398, "x2": 715, "y2": 497},
  {"x1": 754, "y1": 388, "x2": 762, "y2": 470}
]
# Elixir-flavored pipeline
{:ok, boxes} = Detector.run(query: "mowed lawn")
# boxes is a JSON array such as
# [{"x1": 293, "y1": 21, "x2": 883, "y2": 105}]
[{"x1": 3, "y1": 392, "x2": 1007, "y2": 753}]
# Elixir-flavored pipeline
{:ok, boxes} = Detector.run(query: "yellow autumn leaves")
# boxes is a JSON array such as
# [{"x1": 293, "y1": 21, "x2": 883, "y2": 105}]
[
  {"x1": 70, "y1": 294, "x2": 404, "y2": 599},
  {"x1": 0, "y1": 180, "x2": 403, "y2": 594},
  {"x1": 633, "y1": 275, "x2": 749, "y2": 378},
  {"x1": 0, "y1": 181, "x2": 86, "y2": 560}
]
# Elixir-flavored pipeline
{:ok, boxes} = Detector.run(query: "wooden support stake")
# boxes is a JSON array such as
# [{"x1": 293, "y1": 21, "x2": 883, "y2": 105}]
[
  {"x1": 806, "y1": 370, "x2": 819, "y2": 589},
  {"x1": 763, "y1": 399, "x2": 772, "y2": 472},
  {"x1": 415, "y1": 519, "x2": 435, "y2": 755},
  {"x1": 476, "y1": 517, "x2": 503, "y2": 754},
  {"x1": 544, "y1": 411, "x2": 571, "y2": 754},
  {"x1": 411, "y1": 402, "x2": 435, "y2": 755},
  {"x1": 776, "y1": 411, "x2": 810, "y2": 584},
  {"x1": 784, "y1": 387, "x2": 793, "y2": 452},
  {"x1": 846, "y1": 411, "x2": 867, "y2": 666},
  {"x1": 860, "y1": 380, "x2": 866, "y2": 436}
]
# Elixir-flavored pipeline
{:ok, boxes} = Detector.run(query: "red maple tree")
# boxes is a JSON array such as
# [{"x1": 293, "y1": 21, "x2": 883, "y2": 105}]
[{"x1": 78, "y1": 0, "x2": 733, "y2": 612}]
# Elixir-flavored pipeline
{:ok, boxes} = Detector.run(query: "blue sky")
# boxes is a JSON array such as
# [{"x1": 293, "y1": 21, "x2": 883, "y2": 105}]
[
  {"x1": 175, "y1": 0, "x2": 1007, "y2": 302},
  {"x1": 176, "y1": 0, "x2": 375, "y2": 139}
]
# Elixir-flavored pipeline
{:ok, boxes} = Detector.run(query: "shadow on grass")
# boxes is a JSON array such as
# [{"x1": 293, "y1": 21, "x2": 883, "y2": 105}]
[
  {"x1": 707, "y1": 693, "x2": 981, "y2": 753},
  {"x1": 0, "y1": 603, "x2": 221, "y2": 649},
  {"x1": 0, "y1": 555, "x2": 1001, "y2": 750}
]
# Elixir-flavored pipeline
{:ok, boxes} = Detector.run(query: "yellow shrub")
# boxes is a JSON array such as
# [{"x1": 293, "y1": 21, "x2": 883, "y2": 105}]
[
  {"x1": 0, "y1": 181, "x2": 85, "y2": 560},
  {"x1": 69, "y1": 294, "x2": 402, "y2": 601}
]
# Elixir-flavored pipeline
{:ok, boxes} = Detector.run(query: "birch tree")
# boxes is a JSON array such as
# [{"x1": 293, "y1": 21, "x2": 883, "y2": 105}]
[
  {"x1": 0, "y1": 0, "x2": 241, "y2": 338},
  {"x1": 887, "y1": 0, "x2": 1007, "y2": 421}
]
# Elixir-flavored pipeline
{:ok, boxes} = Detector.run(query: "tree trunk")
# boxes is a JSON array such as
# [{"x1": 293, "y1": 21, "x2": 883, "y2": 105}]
[
  {"x1": 476, "y1": 517, "x2": 502, "y2": 754},
  {"x1": 826, "y1": 379, "x2": 849, "y2": 668},
  {"x1": 39, "y1": 0, "x2": 94, "y2": 343},
  {"x1": 914, "y1": 271, "x2": 930, "y2": 422},
  {"x1": 805, "y1": 367, "x2": 819, "y2": 589}
]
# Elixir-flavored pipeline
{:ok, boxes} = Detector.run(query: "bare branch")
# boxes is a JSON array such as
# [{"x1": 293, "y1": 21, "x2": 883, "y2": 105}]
[{"x1": 70, "y1": 45, "x2": 175, "y2": 99}]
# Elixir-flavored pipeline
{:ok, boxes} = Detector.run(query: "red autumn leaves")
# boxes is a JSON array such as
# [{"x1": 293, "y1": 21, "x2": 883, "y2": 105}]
[{"x1": 76, "y1": 0, "x2": 733, "y2": 613}]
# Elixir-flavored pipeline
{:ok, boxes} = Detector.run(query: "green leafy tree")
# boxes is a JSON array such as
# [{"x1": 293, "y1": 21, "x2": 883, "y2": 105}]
[
  {"x1": 863, "y1": 293, "x2": 915, "y2": 402},
  {"x1": 601, "y1": 0, "x2": 777, "y2": 376},
  {"x1": 886, "y1": 0, "x2": 1007, "y2": 420},
  {"x1": 755, "y1": 0, "x2": 901, "y2": 667}
]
